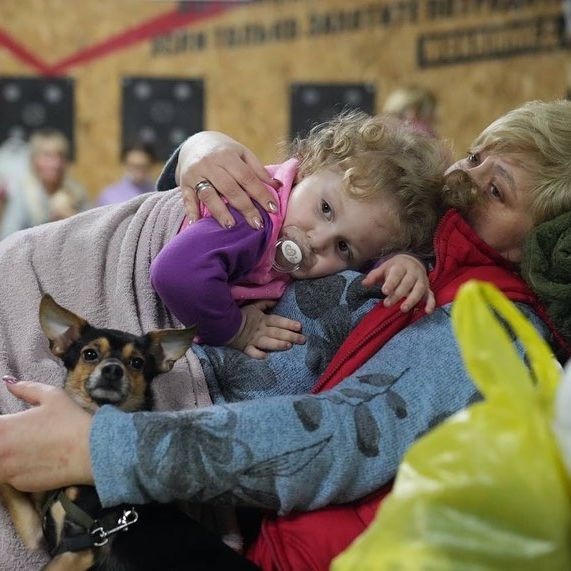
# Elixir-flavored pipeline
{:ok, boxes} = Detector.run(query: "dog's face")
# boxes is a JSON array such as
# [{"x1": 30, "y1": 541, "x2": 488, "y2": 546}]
[{"x1": 39, "y1": 294, "x2": 196, "y2": 413}]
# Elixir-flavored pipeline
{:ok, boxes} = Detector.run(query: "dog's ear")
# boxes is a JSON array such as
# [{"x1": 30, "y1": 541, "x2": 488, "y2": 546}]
[
  {"x1": 146, "y1": 326, "x2": 197, "y2": 374},
  {"x1": 39, "y1": 294, "x2": 88, "y2": 357}
]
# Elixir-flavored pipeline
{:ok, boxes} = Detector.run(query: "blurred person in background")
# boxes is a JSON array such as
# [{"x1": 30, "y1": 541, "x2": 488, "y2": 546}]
[
  {"x1": 96, "y1": 141, "x2": 156, "y2": 207},
  {"x1": 382, "y1": 85, "x2": 439, "y2": 138},
  {"x1": 0, "y1": 131, "x2": 30, "y2": 225},
  {"x1": 0, "y1": 128, "x2": 88, "y2": 239},
  {"x1": 0, "y1": 179, "x2": 8, "y2": 225}
]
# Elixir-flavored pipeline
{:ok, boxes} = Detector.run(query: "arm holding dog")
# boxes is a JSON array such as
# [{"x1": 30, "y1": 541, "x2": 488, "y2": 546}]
[
  {"x1": 1, "y1": 318, "x2": 469, "y2": 507},
  {"x1": 0, "y1": 382, "x2": 94, "y2": 491},
  {"x1": 3, "y1": 304, "x2": 549, "y2": 512}
]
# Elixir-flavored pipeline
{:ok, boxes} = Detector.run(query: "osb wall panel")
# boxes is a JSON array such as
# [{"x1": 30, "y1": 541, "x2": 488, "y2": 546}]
[{"x1": 0, "y1": 0, "x2": 569, "y2": 198}]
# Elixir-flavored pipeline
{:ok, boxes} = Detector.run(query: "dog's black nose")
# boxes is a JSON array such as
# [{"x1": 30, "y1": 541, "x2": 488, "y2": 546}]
[{"x1": 101, "y1": 363, "x2": 124, "y2": 382}]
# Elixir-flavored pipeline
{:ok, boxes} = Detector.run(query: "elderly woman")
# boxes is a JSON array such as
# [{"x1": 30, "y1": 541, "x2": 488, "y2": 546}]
[{"x1": 0, "y1": 100, "x2": 570, "y2": 570}]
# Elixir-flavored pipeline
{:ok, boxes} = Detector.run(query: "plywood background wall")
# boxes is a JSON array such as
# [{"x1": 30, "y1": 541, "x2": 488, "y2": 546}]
[{"x1": 1, "y1": 0, "x2": 569, "y2": 199}]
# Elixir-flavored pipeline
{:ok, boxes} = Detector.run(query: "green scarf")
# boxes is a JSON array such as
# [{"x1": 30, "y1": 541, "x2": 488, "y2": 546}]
[{"x1": 521, "y1": 210, "x2": 571, "y2": 343}]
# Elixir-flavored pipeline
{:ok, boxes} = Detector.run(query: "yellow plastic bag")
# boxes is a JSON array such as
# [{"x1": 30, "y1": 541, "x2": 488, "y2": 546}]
[{"x1": 333, "y1": 280, "x2": 571, "y2": 571}]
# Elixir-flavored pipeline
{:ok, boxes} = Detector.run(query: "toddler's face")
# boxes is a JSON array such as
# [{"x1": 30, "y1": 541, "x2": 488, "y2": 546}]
[{"x1": 283, "y1": 167, "x2": 400, "y2": 279}]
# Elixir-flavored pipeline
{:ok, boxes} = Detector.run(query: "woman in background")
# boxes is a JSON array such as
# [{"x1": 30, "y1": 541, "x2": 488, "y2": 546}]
[
  {"x1": 382, "y1": 85, "x2": 439, "y2": 138},
  {"x1": 0, "y1": 128, "x2": 88, "y2": 239}
]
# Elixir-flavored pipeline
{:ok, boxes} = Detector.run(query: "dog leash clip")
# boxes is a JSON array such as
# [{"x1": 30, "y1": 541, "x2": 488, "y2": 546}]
[{"x1": 91, "y1": 507, "x2": 139, "y2": 547}]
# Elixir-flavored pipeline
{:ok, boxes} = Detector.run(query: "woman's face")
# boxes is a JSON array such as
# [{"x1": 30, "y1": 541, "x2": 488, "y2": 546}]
[
  {"x1": 32, "y1": 147, "x2": 67, "y2": 188},
  {"x1": 444, "y1": 149, "x2": 534, "y2": 263},
  {"x1": 124, "y1": 149, "x2": 153, "y2": 186}
]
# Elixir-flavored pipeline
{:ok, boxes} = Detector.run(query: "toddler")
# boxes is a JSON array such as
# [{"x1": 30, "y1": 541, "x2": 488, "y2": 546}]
[{"x1": 151, "y1": 111, "x2": 447, "y2": 357}]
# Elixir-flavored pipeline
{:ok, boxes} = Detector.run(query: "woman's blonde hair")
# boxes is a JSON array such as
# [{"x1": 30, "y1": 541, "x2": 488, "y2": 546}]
[
  {"x1": 472, "y1": 100, "x2": 571, "y2": 224},
  {"x1": 288, "y1": 110, "x2": 449, "y2": 257}
]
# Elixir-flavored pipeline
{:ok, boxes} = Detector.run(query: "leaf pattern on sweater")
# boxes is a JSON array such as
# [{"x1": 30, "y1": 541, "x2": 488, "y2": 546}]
[
  {"x1": 296, "y1": 273, "x2": 380, "y2": 378},
  {"x1": 293, "y1": 398, "x2": 323, "y2": 431},
  {"x1": 243, "y1": 437, "x2": 332, "y2": 477},
  {"x1": 294, "y1": 274, "x2": 347, "y2": 319},
  {"x1": 305, "y1": 306, "x2": 353, "y2": 377},
  {"x1": 133, "y1": 408, "x2": 336, "y2": 507},
  {"x1": 200, "y1": 346, "x2": 278, "y2": 402},
  {"x1": 346, "y1": 276, "x2": 382, "y2": 312},
  {"x1": 134, "y1": 408, "x2": 248, "y2": 496},
  {"x1": 292, "y1": 369, "x2": 410, "y2": 458},
  {"x1": 134, "y1": 271, "x2": 389, "y2": 505},
  {"x1": 196, "y1": 272, "x2": 380, "y2": 402},
  {"x1": 354, "y1": 403, "x2": 381, "y2": 457}
]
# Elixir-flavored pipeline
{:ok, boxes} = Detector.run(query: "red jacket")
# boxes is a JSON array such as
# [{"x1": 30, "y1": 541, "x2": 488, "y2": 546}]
[{"x1": 247, "y1": 210, "x2": 563, "y2": 570}]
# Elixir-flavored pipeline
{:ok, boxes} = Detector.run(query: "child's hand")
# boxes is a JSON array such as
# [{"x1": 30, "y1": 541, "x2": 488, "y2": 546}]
[
  {"x1": 362, "y1": 254, "x2": 435, "y2": 314},
  {"x1": 228, "y1": 301, "x2": 306, "y2": 359}
]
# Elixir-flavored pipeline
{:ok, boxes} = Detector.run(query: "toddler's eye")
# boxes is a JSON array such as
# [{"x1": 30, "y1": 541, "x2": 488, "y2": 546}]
[
  {"x1": 337, "y1": 240, "x2": 352, "y2": 261},
  {"x1": 129, "y1": 357, "x2": 145, "y2": 370},
  {"x1": 321, "y1": 200, "x2": 331, "y2": 215},
  {"x1": 467, "y1": 152, "x2": 480, "y2": 165},
  {"x1": 82, "y1": 348, "x2": 98, "y2": 362}
]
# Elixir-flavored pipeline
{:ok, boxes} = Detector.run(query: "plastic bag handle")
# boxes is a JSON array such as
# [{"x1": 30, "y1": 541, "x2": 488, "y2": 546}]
[{"x1": 451, "y1": 280, "x2": 560, "y2": 415}]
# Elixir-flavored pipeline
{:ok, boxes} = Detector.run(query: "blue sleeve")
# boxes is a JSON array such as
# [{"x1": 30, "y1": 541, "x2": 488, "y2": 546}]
[
  {"x1": 150, "y1": 207, "x2": 272, "y2": 345},
  {"x1": 91, "y1": 302, "x2": 549, "y2": 513}
]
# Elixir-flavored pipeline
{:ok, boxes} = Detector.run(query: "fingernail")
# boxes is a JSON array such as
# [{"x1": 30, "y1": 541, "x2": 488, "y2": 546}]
[
  {"x1": 252, "y1": 217, "x2": 264, "y2": 230},
  {"x1": 271, "y1": 178, "x2": 283, "y2": 189},
  {"x1": 224, "y1": 220, "x2": 235, "y2": 229},
  {"x1": 267, "y1": 201, "x2": 278, "y2": 213},
  {"x1": 187, "y1": 218, "x2": 195, "y2": 225},
  {"x1": 3, "y1": 375, "x2": 18, "y2": 384}
]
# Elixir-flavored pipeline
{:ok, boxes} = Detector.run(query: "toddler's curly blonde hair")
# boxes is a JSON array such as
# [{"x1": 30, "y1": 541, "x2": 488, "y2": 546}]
[{"x1": 288, "y1": 110, "x2": 450, "y2": 257}]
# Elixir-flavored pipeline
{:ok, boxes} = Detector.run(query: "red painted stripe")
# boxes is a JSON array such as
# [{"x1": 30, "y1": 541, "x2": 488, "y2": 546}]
[
  {"x1": 0, "y1": 29, "x2": 51, "y2": 74},
  {"x1": 47, "y1": 5, "x2": 232, "y2": 75},
  {"x1": 0, "y1": 4, "x2": 237, "y2": 77}
]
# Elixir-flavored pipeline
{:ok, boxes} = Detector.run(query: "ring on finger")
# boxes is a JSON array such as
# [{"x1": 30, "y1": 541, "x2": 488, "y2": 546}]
[{"x1": 194, "y1": 179, "x2": 215, "y2": 195}]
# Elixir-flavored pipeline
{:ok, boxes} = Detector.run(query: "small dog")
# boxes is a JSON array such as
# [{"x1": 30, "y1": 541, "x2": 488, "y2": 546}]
[{"x1": 0, "y1": 295, "x2": 256, "y2": 570}]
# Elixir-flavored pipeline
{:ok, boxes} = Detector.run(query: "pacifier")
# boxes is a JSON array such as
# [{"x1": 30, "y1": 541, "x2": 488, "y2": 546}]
[{"x1": 272, "y1": 225, "x2": 316, "y2": 274}]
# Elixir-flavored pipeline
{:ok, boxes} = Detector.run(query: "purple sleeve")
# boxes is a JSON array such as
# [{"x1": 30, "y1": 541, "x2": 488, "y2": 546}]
[{"x1": 150, "y1": 207, "x2": 272, "y2": 345}]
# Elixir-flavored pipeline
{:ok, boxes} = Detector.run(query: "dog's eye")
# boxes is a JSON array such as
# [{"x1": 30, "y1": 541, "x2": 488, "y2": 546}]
[
  {"x1": 82, "y1": 348, "x2": 98, "y2": 362},
  {"x1": 129, "y1": 357, "x2": 144, "y2": 370}
]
